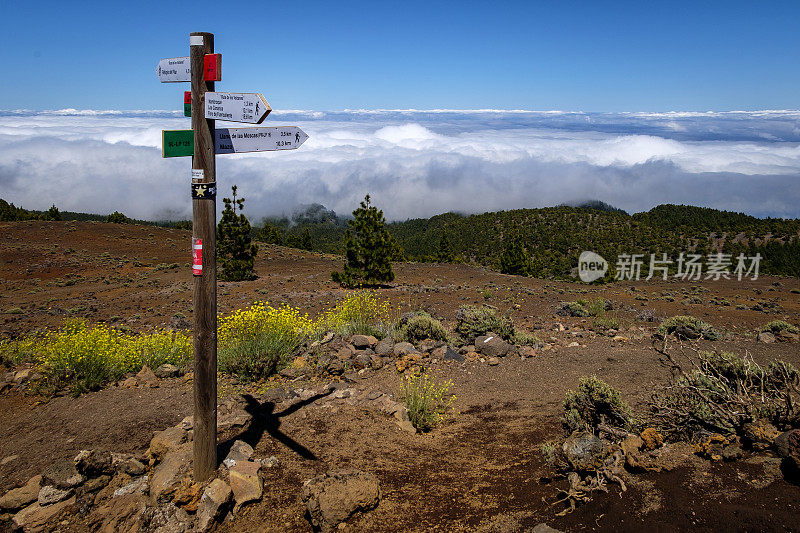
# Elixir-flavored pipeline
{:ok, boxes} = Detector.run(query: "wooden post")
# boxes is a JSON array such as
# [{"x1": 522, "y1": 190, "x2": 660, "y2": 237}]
[{"x1": 190, "y1": 31, "x2": 217, "y2": 481}]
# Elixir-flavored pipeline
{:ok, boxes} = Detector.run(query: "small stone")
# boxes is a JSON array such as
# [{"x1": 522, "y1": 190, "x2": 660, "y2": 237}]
[
  {"x1": 301, "y1": 469, "x2": 380, "y2": 533},
  {"x1": 1, "y1": 455, "x2": 19, "y2": 465},
  {"x1": 722, "y1": 444, "x2": 743, "y2": 461},
  {"x1": 150, "y1": 443, "x2": 192, "y2": 501},
  {"x1": 149, "y1": 426, "x2": 187, "y2": 461},
  {"x1": 260, "y1": 456, "x2": 280, "y2": 468},
  {"x1": 562, "y1": 431, "x2": 607, "y2": 471},
  {"x1": 393, "y1": 405, "x2": 410, "y2": 422},
  {"x1": 154, "y1": 364, "x2": 180, "y2": 378},
  {"x1": 567, "y1": 341, "x2": 580, "y2": 348},
  {"x1": 518, "y1": 346, "x2": 537, "y2": 358},
  {"x1": 38, "y1": 485, "x2": 72, "y2": 505},
  {"x1": 757, "y1": 331, "x2": 776, "y2": 344},
  {"x1": 136, "y1": 365, "x2": 158, "y2": 384},
  {"x1": 392, "y1": 342, "x2": 415, "y2": 357},
  {"x1": 196, "y1": 479, "x2": 232, "y2": 533},
  {"x1": 640, "y1": 428, "x2": 664, "y2": 451},
  {"x1": 374, "y1": 339, "x2": 394, "y2": 356},
  {"x1": 531, "y1": 524, "x2": 564, "y2": 533},
  {"x1": 112, "y1": 475, "x2": 149, "y2": 498},
  {"x1": 224, "y1": 440, "x2": 254, "y2": 465},
  {"x1": 741, "y1": 419, "x2": 779, "y2": 451},
  {"x1": 397, "y1": 419, "x2": 416, "y2": 434},
  {"x1": 13, "y1": 496, "x2": 75, "y2": 531},
  {"x1": 369, "y1": 355, "x2": 384, "y2": 370},
  {"x1": 120, "y1": 377, "x2": 138, "y2": 388},
  {"x1": 229, "y1": 460, "x2": 262, "y2": 511},
  {"x1": 353, "y1": 353, "x2": 372, "y2": 369},
  {"x1": 13, "y1": 369, "x2": 31, "y2": 383},
  {"x1": 475, "y1": 334, "x2": 511, "y2": 357},
  {"x1": 74, "y1": 449, "x2": 114, "y2": 477},
  {"x1": 42, "y1": 458, "x2": 85, "y2": 489},
  {"x1": 0, "y1": 475, "x2": 41, "y2": 511},
  {"x1": 487, "y1": 357, "x2": 499, "y2": 366},
  {"x1": 621, "y1": 435, "x2": 643, "y2": 456},
  {"x1": 172, "y1": 480, "x2": 202, "y2": 512},
  {"x1": 83, "y1": 475, "x2": 111, "y2": 493},
  {"x1": 123, "y1": 458, "x2": 146, "y2": 476},
  {"x1": 351, "y1": 335, "x2": 377, "y2": 349}
]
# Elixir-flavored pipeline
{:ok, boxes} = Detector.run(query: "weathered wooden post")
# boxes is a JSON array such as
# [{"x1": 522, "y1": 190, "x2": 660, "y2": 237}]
[
  {"x1": 190, "y1": 31, "x2": 217, "y2": 482},
  {"x1": 157, "y1": 31, "x2": 308, "y2": 482}
]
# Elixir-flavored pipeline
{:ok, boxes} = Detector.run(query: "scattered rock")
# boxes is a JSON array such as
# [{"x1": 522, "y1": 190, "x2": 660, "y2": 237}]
[
  {"x1": 196, "y1": 479, "x2": 232, "y2": 533},
  {"x1": 149, "y1": 426, "x2": 188, "y2": 462},
  {"x1": 229, "y1": 460, "x2": 262, "y2": 511},
  {"x1": 562, "y1": 431, "x2": 607, "y2": 472},
  {"x1": 621, "y1": 435, "x2": 643, "y2": 456},
  {"x1": 124, "y1": 458, "x2": 147, "y2": 477},
  {"x1": 396, "y1": 419, "x2": 417, "y2": 434},
  {"x1": 369, "y1": 355, "x2": 384, "y2": 370},
  {"x1": 487, "y1": 357, "x2": 499, "y2": 366},
  {"x1": 260, "y1": 456, "x2": 280, "y2": 469},
  {"x1": 0, "y1": 475, "x2": 41, "y2": 511},
  {"x1": 395, "y1": 353, "x2": 423, "y2": 373},
  {"x1": 774, "y1": 429, "x2": 800, "y2": 470},
  {"x1": 150, "y1": 443, "x2": 192, "y2": 501},
  {"x1": 694, "y1": 433, "x2": 729, "y2": 461},
  {"x1": 433, "y1": 345, "x2": 464, "y2": 362},
  {"x1": 722, "y1": 444, "x2": 743, "y2": 461},
  {"x1": 757, "y1": 331, "x2": 776, "y2": 344},
  {"x1": 38, "y1": 485, "x2": 72, "y2": 505},
  {"x1": 13, "y1": 369, "x2": 31, "y2": 384},
  {"x1": 13, "y1": 496, "x2": 75, "y2": 532},
  {"x1": 567, "y1": 341, "x2": 581, "y2": 348},
  {"x1": 351, "y1": 335, "x2": 378, "y2": 349},
  {"x1": 222, "y1": 440, "x2": 254, "y2": 469},
  {"x1": 145, "y1": 502, "x2": 192, "y2": 532},
  {"x1": 474, "y1": 333, "x2": 511, "y2": 357},
  {"x1": 154, "y1": 364, "x2": 180, "y2": 379},
  {"x1": 74, "y1": 449, "x2": 114, "y2": 477},
  {"x1": 374, "y1": 339, "x2": 394, "y2": 356},
  {"x1": 42, "y1": 458, "x2": 85, "y2": 489},
  {"x1": 83, "y1": 475, "x2": 111, "y2": 493},
  {"x1": 640, "y1": 428, "x2": 664, "y2": 451},
  {"x1": 418, "y1": 338, "x2": 439, "y2": 353},
  {"x1": 1, "y1": 455, "x2": 19, "y2": 465},
  {"x1": 112, "y1": 475, "x2": 149, "y2": 498},
  {"x1": 393, "y1": 405, "x2": 410, "y2": 422},
  {"x1": 518, "y1": 346, "x2": 537, "y2": 358},
  {"x1": 354, "y1": 352, "x2": 372, "y2": 369},
  {"x1": 88, "y1": 494, "x2": 150, "y2": 532},
  {"x1": 741, "y1": 419, "x2": 779, "y2": 451},
  {"x1": 393, "y1": 342, "x2": 416, "y2": 357},
  {"x1": 136, "y1": 365, "x2": 158, "y2": 385},
  {"x1": 301, "y1": 469, "x2": 381, "y2": 533},
  {"x1": 172, "y1": 479, "x2": 202, "y2": 512}
]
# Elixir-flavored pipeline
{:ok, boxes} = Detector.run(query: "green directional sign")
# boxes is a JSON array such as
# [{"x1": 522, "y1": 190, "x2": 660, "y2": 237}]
[{"x1": 162, "y1": 129, "x2": 193, "y2": 158}]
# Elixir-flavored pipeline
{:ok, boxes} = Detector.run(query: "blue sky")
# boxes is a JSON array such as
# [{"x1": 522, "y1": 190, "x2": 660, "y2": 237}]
[{"x1": 2, "y1": 0, "x2": 799, "y2": 112}]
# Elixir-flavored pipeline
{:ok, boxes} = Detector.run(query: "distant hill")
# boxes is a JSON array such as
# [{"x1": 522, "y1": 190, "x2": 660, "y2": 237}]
[{"x1": 3, "y1": 197, "x2": 798, "y2": 278}]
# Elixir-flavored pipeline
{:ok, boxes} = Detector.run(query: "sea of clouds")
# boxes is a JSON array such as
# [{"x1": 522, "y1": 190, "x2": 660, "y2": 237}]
[{"x1": 1, "y1": 109, "x2": 799, "y2": 221}]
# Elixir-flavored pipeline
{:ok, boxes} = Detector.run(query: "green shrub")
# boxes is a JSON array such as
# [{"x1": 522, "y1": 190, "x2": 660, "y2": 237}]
[
  {"x1": 400, "y1": 314, "x2": 449, "y2": 344},
  {"x1": 399, "y1": 372, "x2": 456, "y2": 432},
  {"x1": 512, "y1": 329, "x2": 542, "y2": 347},
  {"x1": 761, "y1": 320, "x2": 799, "y2": 334},
  {"x1": 454, "y1": 305, "x2": 515, "y2": 343},
  {"x1": 562, "y1": 375, "x2": 633, "y2": 434},
  {"x1": 594, "y1": 316, "x2": 620, "y2": 331},
  {"x1": 657, "y1": 315, "x2": 721, "y2": 340}
]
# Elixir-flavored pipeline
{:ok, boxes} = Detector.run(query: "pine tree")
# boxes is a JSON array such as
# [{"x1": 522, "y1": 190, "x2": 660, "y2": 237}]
[
  {"x1": 47, "y1": 204, "x2": 61, "y2": 221},
  {"x1": 255, "y1": 223, "x2": 283, "y2": 245},
  {"x1": 300, "y1": 228, "x2": 313, "y2": 251},
  {"x1": 217, "y1": 185, "x2": 258, "y2": 281},
  {"x1": 436, "y1": 232, "x2": 455, "y2": 263},
  {"x1": 332, "y1": 194, "x2": 399, "y2": 287},
  {"x1": 499, "y1": 230, "x2": 532, "y2": 276}
]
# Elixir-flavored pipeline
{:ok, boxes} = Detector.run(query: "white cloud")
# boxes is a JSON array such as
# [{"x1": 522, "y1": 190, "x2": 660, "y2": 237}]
[{"x1": 0, "y1": 109, "x2": 798, "y2": 221}]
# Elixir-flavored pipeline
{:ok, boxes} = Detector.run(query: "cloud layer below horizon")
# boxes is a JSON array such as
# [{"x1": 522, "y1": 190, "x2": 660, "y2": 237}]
[{"x1": 1, "y1": 109, "x2": 799, "y2": 221}]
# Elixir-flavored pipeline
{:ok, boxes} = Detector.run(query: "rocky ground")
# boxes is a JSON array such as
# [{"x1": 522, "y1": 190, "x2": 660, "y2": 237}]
[{"x1": 1, "y1": 220, "x2": 800, "y2": 532}]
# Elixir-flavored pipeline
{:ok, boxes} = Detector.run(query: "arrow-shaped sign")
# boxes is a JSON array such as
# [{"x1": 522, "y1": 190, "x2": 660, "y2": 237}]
[
  {"x1": 156, "y1": 54, "x2": 222, "y2": 82},
  {"x1": 162, "y1": 127, "x2": 309, "y2": 157},
  {"x1": 205, "y1": 92, "x2": 271, "y2": 124}
]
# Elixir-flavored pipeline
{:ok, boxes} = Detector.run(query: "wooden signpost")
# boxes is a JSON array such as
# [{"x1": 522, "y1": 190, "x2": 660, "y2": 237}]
[
  {"x1": 205, "y1": 92, "x2": 271, "y2": 123},
  {"x1": 161, "y1": 126, "x2": 309, "y2": 157},
  {"x1": 156, "y1": 31, "x2": 309, "y2": 482}
]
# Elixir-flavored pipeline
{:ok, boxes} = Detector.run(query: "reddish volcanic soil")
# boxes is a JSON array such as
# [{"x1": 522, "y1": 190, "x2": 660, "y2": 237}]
[{"x1": 1, "y1": 220, "x2": 799, "y2": 532}]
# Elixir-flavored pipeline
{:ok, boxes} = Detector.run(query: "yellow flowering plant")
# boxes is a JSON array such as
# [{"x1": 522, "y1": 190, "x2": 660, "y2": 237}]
[
  {"x1": 399, "y1": 372, "x2": 456, "y2": 432},
  {"x1": 316, "y1": 290, "x2": 398, "y2": 338}
]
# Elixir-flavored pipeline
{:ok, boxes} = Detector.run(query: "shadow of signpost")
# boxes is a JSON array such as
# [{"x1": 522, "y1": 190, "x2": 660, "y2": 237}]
[{"x1": 218, "y1": 390, "x2": 333, "y2": 464}]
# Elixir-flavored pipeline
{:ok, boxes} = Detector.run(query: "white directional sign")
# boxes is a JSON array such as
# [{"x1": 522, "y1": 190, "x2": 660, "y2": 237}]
[
  {"x1": 214, "y1": 127, "x2": 308, "y2": 154},
  {"x1": 156, "y1": 56, "x2": 190, "y2": 82},
  {"x1": 205, "y1": 92, "x2": 271, "y2": 123}
]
